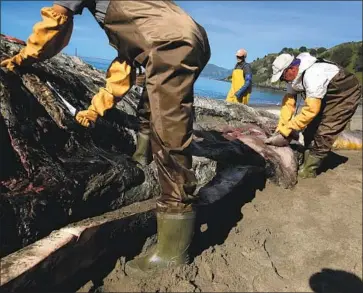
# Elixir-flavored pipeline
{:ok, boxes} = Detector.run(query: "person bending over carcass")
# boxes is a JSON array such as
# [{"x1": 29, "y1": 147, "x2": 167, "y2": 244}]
[
  {"x1": 266, "y1": 52, "x2": 361, "y2": 179},
  {"x1": 1, "y1": 0, "x2": 211, "y2": 275}
]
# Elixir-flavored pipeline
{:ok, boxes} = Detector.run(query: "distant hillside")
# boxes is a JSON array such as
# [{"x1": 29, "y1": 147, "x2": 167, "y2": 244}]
[
  {"x1": 200, "y1": 63, "x2": 232, "y2": 80},
  {"x1": 225, "y1": 41, "x2": 362, "y2": 90}
]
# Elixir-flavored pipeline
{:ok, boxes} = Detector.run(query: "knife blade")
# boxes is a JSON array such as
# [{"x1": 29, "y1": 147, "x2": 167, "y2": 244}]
[
  {"x1": 46, "y1": 81, "x2": 129, "y2": 130},
  {"x1": 46, "y1": 81, "x2": 77, "y2": 116},
  {"x1": 46, "y1": 81, "x2": 100, "y2": 128}
]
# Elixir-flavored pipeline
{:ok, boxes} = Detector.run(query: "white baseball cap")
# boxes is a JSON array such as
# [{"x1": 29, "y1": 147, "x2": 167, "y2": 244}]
[
  {"x1": 236, "y1": 48, "x2": 247, "y2": 58},
  {"x1": 270, "y1": 53, "x2": 294, "y2": 83}
]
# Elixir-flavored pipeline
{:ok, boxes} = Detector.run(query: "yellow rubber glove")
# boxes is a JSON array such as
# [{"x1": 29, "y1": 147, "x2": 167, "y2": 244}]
[
  {"x1": 104, "y1": 57, "x2": 132, "y2": 97},
  {"x1": 1, "y1": 7, "x2": 73, "y2": 71},
  {"x1": 75, "y1": 88, "x2": 113, "y2": 127},
  {"x1": 276, "y1": 93, "x2": 296, "y2": 132},
  {"x1": 278, "y1": 97, "x2": 322, "y2": 137},
  {"x1": 75, "y1": 58, "x2": 132, "y2": 127}
]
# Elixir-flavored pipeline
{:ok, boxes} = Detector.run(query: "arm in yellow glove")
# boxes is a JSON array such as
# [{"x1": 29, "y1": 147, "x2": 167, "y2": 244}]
[
  {"x1": 276, "y1": 93, "x2": 297, "y2": 132},
  {"x1": 75, "y1": 58, "x2": 132, "y2": 127},
  {"x1": 1, "y1": 5, "x2": 73, "y2": 71},
  {"x1": 278, "y1": 97, "x2": 322, "y2": 137}
]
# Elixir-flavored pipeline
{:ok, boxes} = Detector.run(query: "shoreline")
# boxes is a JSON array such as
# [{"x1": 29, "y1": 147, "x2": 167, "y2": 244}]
[
  {"x1": 250, "y1": 104, "x2": 282, "y2": 117},
  {"x1": 216, "y1": 78, "x2": 286, "y2": 93},
  {"x1": 254, "y1": 85, "x2": 286, "y2": 92}
]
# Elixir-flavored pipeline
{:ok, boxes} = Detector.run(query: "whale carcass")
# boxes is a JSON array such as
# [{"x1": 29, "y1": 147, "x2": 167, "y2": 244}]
[{"x1": 0, "y1": 36, "x2": 309, "y2": 257}]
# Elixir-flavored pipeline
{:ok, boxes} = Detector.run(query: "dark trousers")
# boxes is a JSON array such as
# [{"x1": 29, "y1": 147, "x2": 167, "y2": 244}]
[{"x1": 303, "y1": 70, "x2": 361, "y2": 158}]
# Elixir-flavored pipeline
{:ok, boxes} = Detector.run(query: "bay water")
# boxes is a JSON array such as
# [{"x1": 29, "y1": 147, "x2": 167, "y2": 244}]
[
  {"x1": 195, "y1": 77, "x2": 284, "y2": 105},
  {"x1": 85, "y1": 59, "x2": 284, "y2": 106}
]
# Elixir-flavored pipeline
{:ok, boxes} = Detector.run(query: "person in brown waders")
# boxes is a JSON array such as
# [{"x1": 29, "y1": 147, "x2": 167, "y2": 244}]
[
  {"x1": 1, "y1": 1, "x2": 211, "y2": 275},
  {"x1": 265, "y1": 52, "x2": 361, "y2": 179}
]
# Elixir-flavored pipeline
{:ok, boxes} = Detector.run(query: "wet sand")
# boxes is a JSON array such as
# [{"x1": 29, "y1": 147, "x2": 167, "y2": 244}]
[
  {"x1": 76, "y1": 102, "x2": 363, "y2": 293},
  {"x1": 79, "y1": 150, "x2": 362, "y2": 292}
]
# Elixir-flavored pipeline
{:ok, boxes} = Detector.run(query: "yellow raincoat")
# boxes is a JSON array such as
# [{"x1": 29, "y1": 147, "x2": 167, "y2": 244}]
[{"x1": 226, "y1": 62, "x2": 252, "y2": 104}]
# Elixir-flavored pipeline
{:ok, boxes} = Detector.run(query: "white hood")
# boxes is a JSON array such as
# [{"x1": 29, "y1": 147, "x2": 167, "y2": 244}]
[{"x1": 291, "y1": 52, "x2": 317, "y2": 91}]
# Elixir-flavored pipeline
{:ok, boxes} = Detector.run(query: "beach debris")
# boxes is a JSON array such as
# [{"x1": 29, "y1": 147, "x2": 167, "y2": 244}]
[{"x1": 332, "y1": 130, "x2": 362, "y2": 150}]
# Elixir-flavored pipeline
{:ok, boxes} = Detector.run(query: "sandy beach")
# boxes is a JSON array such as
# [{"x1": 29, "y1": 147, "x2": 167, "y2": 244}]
[
  {"x1": 79, "y1": 149, "x2": 362, "y2": 292},
  {"x1": 78, "y1": 103, "x2": 363, "y2": 293}
]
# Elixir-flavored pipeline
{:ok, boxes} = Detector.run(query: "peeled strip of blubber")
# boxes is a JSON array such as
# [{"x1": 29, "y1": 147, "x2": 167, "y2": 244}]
[{"x1": 332, "y1": 132, "x2": 363, "y2": 150}]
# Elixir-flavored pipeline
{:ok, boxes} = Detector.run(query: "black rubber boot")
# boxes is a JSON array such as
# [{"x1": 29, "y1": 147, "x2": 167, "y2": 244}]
[
  {"x1": 125, "y1": 210, "x2": 196, "y2": 277},
  {"x1": 298, "y1": 150, "x2": 324, "y2": 179},
  {"x1": 132, "y1": 132, "x2": 152, "y2": 166}
]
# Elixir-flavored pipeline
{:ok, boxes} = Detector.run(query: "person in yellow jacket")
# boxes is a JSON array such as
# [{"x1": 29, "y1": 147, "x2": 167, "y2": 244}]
[
  {"x1": 0, "y1": 1, "x2": 211, "y2": 275},
  {"x1": 265, "y1": 52, "x2": 361, "y2": 179},
  {"x1": 226, "y1": 48, "x2": 253, "y2": 105}
]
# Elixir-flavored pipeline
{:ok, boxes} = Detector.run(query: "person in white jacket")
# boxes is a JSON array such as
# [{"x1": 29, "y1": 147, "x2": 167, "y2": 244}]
[{"x1": 266, "y1": 52, "x2": 361, "y2": 178}]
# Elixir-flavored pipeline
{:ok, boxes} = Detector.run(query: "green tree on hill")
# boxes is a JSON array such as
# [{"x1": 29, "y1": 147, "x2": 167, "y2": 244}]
[
  {"x1": 299, "y1": 46, "x2": 308, "y2": 52},
  {"x1": 309, "y1": 48, "x2": 317, "y2": 56},
  {"x1": 280, "y1": 47, "x2": 295, "y2": 55},
  {"x1": 317, "y1": 47, "x2": 327, "y2": 54},
  {"x1": 330, "y1": 46, "x2": 353, "y2": 67},
  {"x1": 355, "y1": 46, "x2": 362, "y2": 72},
  {"x1": 266, "y1": 65, "x2": 273, "y2": 76}
]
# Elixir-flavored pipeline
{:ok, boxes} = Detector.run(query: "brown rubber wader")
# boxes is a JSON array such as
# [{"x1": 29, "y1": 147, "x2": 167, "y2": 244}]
[
  {"x1": 103, "y1": 0, "x2": 211, "y2": 213},
  {"x1": 303, "y1": 67, "x2": 362, "y2": 158}
]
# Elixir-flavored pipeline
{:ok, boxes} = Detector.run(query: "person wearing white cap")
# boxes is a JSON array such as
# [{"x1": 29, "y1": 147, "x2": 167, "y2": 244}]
[
  {"x1": 226, "y1": 48, "x2": 253, "y2": 104},
  {"x1": 265, "y1": 52, "x2": 361, "y2": 179}
]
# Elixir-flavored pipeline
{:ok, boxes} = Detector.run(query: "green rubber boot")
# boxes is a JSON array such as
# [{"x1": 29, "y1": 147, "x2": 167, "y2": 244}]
[
  {"x1": 125, "y1": 210, "x2": 196, "y2": 277},
  {"x1": 298, "y1": 150, "x2": 324, "y2": 179},
  {"x1": 132, "y1": 132, "x2": 152, "y2": 166}
]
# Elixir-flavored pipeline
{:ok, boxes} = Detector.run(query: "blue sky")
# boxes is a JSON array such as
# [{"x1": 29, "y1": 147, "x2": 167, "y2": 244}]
[{"x1": 1, "y1": 1, "x2": 362, "y2": 69}]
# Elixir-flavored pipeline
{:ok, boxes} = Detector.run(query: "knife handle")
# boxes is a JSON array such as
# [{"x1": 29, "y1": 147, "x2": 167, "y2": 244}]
[
  {"x1": 73, "y1": 110, "x2": 95, "y2": 129},
  {"x1": 73, "y1": 111, "x2": 114, "y2": 129}
]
